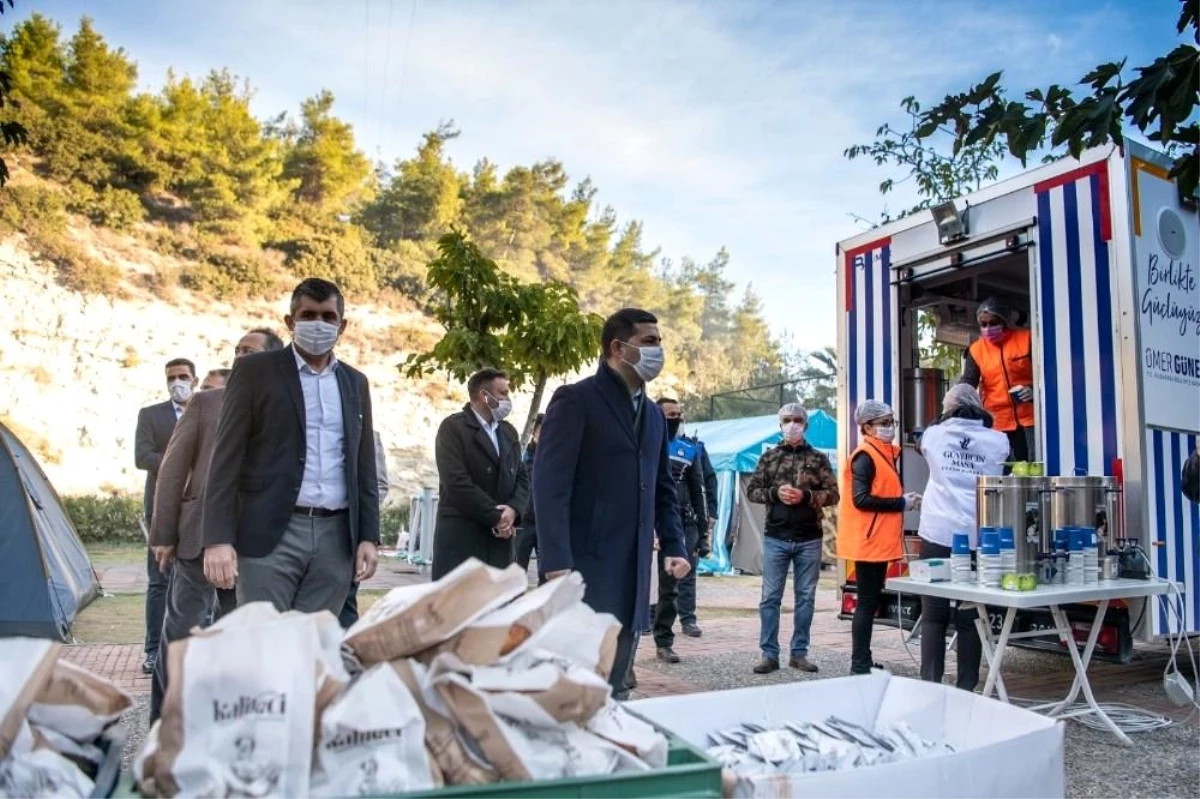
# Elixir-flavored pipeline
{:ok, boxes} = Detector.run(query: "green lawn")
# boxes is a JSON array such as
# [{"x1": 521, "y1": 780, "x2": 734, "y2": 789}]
[
  {"x1": 69, "y1": 589, "x2": 391, "y2": 645},
  {"x1": 84, "y1": 541, "x2": 145, "y2": 567}
]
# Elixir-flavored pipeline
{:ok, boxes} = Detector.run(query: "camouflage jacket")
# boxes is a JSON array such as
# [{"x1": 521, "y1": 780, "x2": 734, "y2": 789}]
[{"x1": 746, "y1": 443, "x2": 839, "y2": 539}]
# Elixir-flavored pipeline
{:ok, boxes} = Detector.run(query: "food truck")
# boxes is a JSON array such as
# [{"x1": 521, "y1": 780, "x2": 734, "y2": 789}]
[{"x1": 835, "y1": 141, "x2": 1199, "y2": 658}]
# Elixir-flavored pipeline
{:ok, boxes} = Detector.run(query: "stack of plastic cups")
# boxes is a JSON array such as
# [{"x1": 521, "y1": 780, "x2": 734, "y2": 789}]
[
  {"x1": 997, "y1": 527, "x2": 1017, "y2": 576},
  {"x1": 950, "y1": 532, "x2": 972, "y2": 584},
  {"x1": 1067, "y1": 528, "x2": 1085, "y2": 585},
  {"x1": 1053, "y1": 528, "x2": 1070, "y2": 585},
  {"x1": 978, "y1": 531, "x2": 1002, "y2": 588},
  {"x1": 1081, "y1": 526, "x2": 1099, "y2": 584}
]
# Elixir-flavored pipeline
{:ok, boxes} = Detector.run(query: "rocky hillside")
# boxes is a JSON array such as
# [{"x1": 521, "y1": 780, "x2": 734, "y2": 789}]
[{"x1": 0, "y1": 231, "x2": 558, "y2": 505}]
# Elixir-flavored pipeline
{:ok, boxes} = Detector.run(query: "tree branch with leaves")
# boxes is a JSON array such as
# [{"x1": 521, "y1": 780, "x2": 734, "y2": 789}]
[
  {"x1": 403, "y1": 229, "x2": 603, "y2": 443},
  {"x1": 906, "y1": 0, "x2": 1198, "y2": 197}
]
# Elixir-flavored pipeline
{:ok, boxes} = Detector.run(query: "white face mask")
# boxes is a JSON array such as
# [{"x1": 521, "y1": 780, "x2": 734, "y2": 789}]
[
  {"x1": 168, "y1": 379, "x2": 193, "y2": 404},
  {"x1": 485, "y1": 392, "x2": 513, "y2": 423},
  {"x1": 293, "y1": 320, "x2": 340, "y2": 356},
  {"x1": 782, "y1": 422, "x2": 806, "y2": 444},
  {"x1": 619, "y1": 341, "x2": 665, "y2": 383},
  {"x1": 873, "y1": 424, "x2": 897, "y2": 443}
]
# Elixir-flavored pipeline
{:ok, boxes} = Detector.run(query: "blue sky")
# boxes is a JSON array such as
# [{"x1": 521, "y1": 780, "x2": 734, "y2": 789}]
[{"x1": 6, "y1": 0, "x2": 1187, "y2": 349}]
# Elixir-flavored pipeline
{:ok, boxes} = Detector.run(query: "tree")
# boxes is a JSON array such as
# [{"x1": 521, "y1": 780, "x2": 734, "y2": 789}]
[
  {"x1": 904, "y1": 0, "x2": 1198, "y2": 198},
  {"x1": 404, "y1": 229, "x2": 602, "y2": 444},
  {"x1": 279, "y1": 89, "x2": 372, "y2": 212},
  {"x1": 796, "y1": 347, "x2": 837, "y2": 416},
  {"x1": 504, "y1": 280, "x2": 603, "y2": 444},
  {"x1": 845, "y1": 96, "x2": 1008, "y2": 222},
  {"x1": 402, "y1": 229, "x2": 524, "y2": 384},
  {"x1": 846, "y1": 98, "x2": 1007, "y2": 371},
  {"x1": 360, "y1": 122, "x2": 463, "y2": 245},
  {"x1": 0, "y1": 0, "x2": 27, "y2": 186}
]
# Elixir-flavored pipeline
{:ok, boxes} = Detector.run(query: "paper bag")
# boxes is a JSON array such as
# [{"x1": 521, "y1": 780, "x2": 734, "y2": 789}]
[
  {"x1": 343, "y1": 559, "x2": 527, "y2": 666},
  {"x1": 155, "y1": 613, "x2": 319, "y2": 797},
  {"x1": 509, "y1": 601, "x2": 621, "y2": 678},
  {"x1": 430, "y1": 650, "x2": 610, "y2": 726},
  {"x1": 28, "y1": 660, "x2": 133, "y2": 742},
  {"x1": 419, "y1": 573, "x2": 585, "y2": 666},
  {"x1": 0, "y1": 638, "x2": 62, "y2": 760},
  {"x1": 311, "y1": 663, "x2": 438, "y2": 797},
  {"x1": 390, "y1": 659, "x2": 497, "y2": 786}
]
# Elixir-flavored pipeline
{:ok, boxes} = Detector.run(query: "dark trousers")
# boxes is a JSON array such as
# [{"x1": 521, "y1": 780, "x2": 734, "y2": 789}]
[
  {"x1": 514, "y1": 523, "x2": 539, "y2": 576},
  {"x1": 677, "y1": 525, "x2": 700, "y2": 625},
  {"x1": 214, "y1": 587, "x2": 237, "y2": 621},
  {"x1": 652, "y1": 524, "x2": 698, "y2": 649},
  {"x1": 150, "y1": 556, "x2": 215, "y2": 724},
  {"x1": 919, "y1": 540, "x2": 982, "y2": 691},
  {"x1": 609, "y1": 625, "x2": 637, "y2": 701},
  {"x1": 144, "y1": 544, "x2": 171, "y2": 657},
  {"x1": 338, "y1": 582, "x2": 360, "y2": 629},
  {"x1": 851, "y1": 560, "x2": 889, "y2": 674},
  {"x1": 1006, "y1": 425, "x2": 1034, "y2": 463}
]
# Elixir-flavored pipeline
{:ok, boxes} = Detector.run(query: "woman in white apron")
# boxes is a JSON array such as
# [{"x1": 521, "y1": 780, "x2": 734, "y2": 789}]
[{"x1": 917, "y1": 385, "x2": 1010, "y2": 691}]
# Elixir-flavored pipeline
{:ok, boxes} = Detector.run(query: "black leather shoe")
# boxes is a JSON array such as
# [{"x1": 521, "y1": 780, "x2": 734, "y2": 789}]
[
  {"x1": 142, "y1": 656, "x2": 156, "y2": 675},
  {"x1": 656, "y1": 647, "x2": 681, "y2": 664},
  {"x1": 682, "y1": 622, "x2": 702, "y2": 638}
]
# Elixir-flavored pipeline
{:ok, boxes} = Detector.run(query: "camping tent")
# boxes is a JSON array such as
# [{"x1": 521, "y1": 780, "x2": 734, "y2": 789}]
[
  {"x1": 688, "y1": 410, "x2": 837, "y2": 576},
  {"x1": 0, "y1": 422, "x2": 100, "y2": 640}
]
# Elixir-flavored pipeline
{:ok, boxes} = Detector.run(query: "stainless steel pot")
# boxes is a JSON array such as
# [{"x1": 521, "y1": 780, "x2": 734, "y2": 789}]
[
  {"x1": 902, "y1": 368, "x2": 947, "y2": 435},
  {"x1": 976, "y1": 476, "x2": 1052, "y2": 573},
  {"x1": 1047, "y1": 476, "x2": 1123, "y2": 553}
]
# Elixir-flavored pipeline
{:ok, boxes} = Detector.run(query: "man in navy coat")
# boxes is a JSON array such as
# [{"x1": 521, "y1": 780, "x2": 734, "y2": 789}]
[{"x1": 534, "y1": 307, "x2": 691, "y2": 699}]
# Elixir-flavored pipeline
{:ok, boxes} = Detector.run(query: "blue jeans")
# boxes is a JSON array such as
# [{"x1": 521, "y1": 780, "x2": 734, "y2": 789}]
[{"x1": 758, "y1": 536, "x2": 821, "y2": 661}]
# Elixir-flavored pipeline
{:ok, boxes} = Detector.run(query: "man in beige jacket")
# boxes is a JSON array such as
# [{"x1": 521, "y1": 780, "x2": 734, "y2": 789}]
[{"x1": 148, "y1": 327, "x2": 283, "y2": 723}]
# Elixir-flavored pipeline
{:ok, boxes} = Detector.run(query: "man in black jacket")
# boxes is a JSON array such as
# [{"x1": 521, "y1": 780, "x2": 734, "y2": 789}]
[
  {"x1": 431, "y1": 368, "x2": 530, "y2": 580},
  {"x1": 651, "y1": 398, "x2": 708, "y2": 662},
  {"x1": 202, "y1": 278, "x2": 380, "y2": 614},
  {"x1": 134, "y1": 357, "x2": 196, "y2": 674}
]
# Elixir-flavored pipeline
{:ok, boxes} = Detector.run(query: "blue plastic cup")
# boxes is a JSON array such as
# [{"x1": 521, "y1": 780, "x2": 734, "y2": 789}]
[
  {"x1": 1054, "y1": 528, "x2": 1070, "y2": 552},
  {"x1": 980, "y1": 540, "x2": 1000, "y2": 556},
  {"x1": 1069, "y1": 528, "x2": 1084, "y2": 552},
  {"x1": 952, "y1": 532, "x2": 971, "y2": 555},
  {"x1": 997, "y1": 527, "x2": 1015, "y2": 550}
]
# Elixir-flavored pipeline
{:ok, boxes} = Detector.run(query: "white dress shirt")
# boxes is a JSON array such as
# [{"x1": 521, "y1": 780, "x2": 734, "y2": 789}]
[
  {"x1": 294, "y1": 347, "x2": 348, "y2": 510},
  {"x1": 172, "y1": 402, "x2": 186, "y2": 420},
  {"x1": 473, "y1": 408, "x2": 500, "y2": 455}
]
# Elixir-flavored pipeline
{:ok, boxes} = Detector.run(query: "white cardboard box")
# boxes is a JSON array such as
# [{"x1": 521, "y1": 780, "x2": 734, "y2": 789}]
[{"x1": 627, "y1": 673, "x2": 1064, "y2": 798}]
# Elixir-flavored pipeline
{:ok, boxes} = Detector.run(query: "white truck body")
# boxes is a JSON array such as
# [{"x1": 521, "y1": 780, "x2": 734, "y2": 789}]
[{"x1": 836, "y1": 142, "x2": 1199, "y2": 638}]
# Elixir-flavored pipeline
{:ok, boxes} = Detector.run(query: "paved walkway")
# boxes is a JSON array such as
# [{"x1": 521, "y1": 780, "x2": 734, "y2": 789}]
[{"x1": 70, "y1": 568, "x2": 1193, "y2": 728}]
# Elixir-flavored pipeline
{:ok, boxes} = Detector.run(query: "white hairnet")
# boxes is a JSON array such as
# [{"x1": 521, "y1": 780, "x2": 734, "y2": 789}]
[
  {"x1": 855, "y1": 400, "x2": 893, "y2": 426},
  {"x1": 778, "y1": 402, "x2": 808, "y2": 423},
  {"x1": 943, "y1": 384, "x2": 983, "y2": 414},
  {"x1": 977, "y1": 296, "x2": 1016, "y2": 326}
]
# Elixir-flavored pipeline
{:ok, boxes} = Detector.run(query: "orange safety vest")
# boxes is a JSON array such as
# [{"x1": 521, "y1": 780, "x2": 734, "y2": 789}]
[
  {"x1": 837, "y1": 438, "x2": 905, "y2": 563},
  {"x1": 968, "y1": 328, "x2": 1035, "y2": 432}
]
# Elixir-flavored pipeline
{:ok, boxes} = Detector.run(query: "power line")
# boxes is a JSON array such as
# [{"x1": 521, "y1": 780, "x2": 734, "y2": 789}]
[
  {"x1": 392, "y1": 0, "x2": 419, "y2": 123},
  {"x1": 379, "y1": 0, "x2": 397, "y2": 135}
]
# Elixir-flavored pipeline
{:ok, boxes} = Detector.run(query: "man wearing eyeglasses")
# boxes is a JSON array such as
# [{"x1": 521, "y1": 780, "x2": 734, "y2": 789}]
[{"x1": 960, "y1": 296, "x2": 1037, "y2": 463}]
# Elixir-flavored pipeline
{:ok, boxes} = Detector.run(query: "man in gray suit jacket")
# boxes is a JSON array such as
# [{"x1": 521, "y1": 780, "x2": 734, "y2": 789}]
[
  {"x1": 134, "y1": 357, "x2": 196, "y2": 675},
  {"x1": 202, "y1": 278, "x2": 380, "y2": 613},
  {"x1": 147, "y1": 328, "x2": 283, "y2": 723}
]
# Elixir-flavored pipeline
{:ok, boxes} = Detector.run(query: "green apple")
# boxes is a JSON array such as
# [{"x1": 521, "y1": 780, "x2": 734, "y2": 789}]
[
  {"x1": 1011, "y1": 461, "x2": 1030, "y2": 477},
  {"x1": 1002, "y1": 573, "x2": 1020, "y2": 591},
  {"x1": 1018, "y1": 573, "x2": 1038, "y2": 591}
]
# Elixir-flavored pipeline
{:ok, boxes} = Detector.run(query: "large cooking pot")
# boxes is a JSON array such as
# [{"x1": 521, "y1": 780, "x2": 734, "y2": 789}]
[
  {"x1": 976, "y1": 476, "x2": 1052, "y2": 573},
  {"x1": 1047, "y1": 476, "x2": 1123, "y2": 553},
  {"x1": 903, "y1": 368, "x2": 947, "y2": 435}
]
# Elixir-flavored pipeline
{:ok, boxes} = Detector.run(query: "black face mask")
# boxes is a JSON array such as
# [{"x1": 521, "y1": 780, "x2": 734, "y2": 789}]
[{"x1": 666, "y1": 418, "x2": 682, "y2": 439}]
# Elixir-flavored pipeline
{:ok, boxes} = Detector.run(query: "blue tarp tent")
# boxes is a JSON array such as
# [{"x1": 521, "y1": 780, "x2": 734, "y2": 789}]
[
  {"x1": 687, "y1": 411, "x2": 837, "y2": 576},
  {"x1": 0, "y1": 422, "x2": 100, "y2": 640}
]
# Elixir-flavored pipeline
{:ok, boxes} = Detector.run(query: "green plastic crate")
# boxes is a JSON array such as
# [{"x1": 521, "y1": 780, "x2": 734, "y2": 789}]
[{"x1": 113, "y1": 733, "x2": 721, "y2": 799}]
